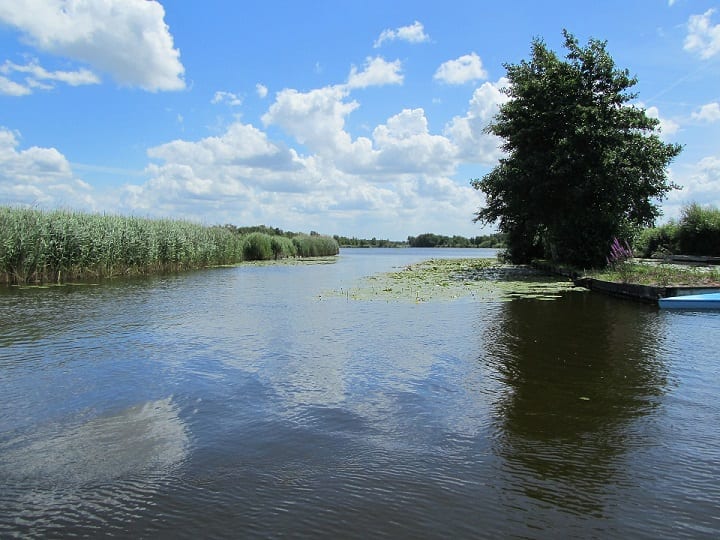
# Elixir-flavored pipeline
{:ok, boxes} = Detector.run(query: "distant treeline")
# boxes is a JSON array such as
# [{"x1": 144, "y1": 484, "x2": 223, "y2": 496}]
[
  {"x1": 333, "y1": 236, "x2": 405, "y2": 248},
  {"x1": 407, "y1": 233, "x2": 507, "y2": 248},
  {"x1": 333, "y1": 233, "x2": 506, "y2": 248},
  {"x1": 0, "y1": 207, "x2": 338, "y2": 285}
]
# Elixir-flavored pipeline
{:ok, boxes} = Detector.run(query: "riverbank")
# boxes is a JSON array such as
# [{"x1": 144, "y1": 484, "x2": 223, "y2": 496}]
[
  {"x1": 533, "y1": 259, "x2": 720, "y2": 303},
  {"x1": 0, "y1": 207, "x2": 339, "y2": 285}
]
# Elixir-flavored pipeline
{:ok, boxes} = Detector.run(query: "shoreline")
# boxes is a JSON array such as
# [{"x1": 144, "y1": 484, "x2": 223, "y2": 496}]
[{"x1": 532, "y1": 260, "x2": 720, "y2": 304}]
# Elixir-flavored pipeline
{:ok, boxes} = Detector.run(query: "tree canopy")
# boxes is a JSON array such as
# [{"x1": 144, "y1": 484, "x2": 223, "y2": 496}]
[{"x1": 472, "y1": 30, "x2": 682, "y2": 267}]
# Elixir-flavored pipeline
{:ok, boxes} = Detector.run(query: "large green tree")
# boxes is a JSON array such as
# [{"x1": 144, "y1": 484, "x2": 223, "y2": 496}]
[{"x1": 473, "y1": 31, "x2": 682, "y2": 267}]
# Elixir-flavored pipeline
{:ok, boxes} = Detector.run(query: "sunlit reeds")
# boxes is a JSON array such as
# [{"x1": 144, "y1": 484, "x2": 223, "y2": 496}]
[{"x1": 0, "y1": 207, "x2": 339, "y2": 284}]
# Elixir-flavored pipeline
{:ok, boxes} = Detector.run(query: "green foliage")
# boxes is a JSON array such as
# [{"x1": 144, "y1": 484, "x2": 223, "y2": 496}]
[
  {"x1": 243, "y1": 232, "x2": 274, "y2": 261},
  {"x1": 292, "y1": 234, "x2": 339, "y2": 257},
  {"x1": 472, "y1": 30, "x2": 682, "y2": 268},
  {"x1": 634, "y1": 222, "x2": 679, "y2": 258},
  {"x1": 270, "y1": 236, "x2": 297, "y2": 259},
  {"x1": 676, "y1": 203, "x2": 720, "y2": 256},
  {"x1": 333, "y1": 233, "x2": 506, "y2": 248},
  {"x1": 406, "y1": 233, "x2": 506, "y2": 248},
  {"x1": 0, "y1": 207, "x2": 339, "y2": 284},
  {"x1": 633, "y1": 203, "x2": 720, "y2": 257},
  {"x1": 333, "y1": 235, "x2": 404, "y2": 248}
]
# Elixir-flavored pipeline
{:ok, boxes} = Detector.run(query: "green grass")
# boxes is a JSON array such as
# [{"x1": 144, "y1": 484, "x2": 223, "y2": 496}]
[
  {"x1": 590, "y1": 262, "x2": 720, "y2": 287},
  {"x1": 0, "y1": 207, "x2": 339, "y2": 285}
]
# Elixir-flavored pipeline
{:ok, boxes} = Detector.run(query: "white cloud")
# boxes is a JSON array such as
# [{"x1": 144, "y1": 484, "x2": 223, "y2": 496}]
[
  {"x1": 644, "y1": 105, "x2": 680, "y2": 139},
  {"x1": 0, "y1": 127, "x2": 94, "y2": 208},
  {"x1": 256, "y1": 83, "x2": 268, "y2": 99},
  {"x1": 0, "y1": 59, "x2": 99, "y2": 94},
  {"x1": 692, "y1": 102, "x2": 720, "y2": 123},
  {"x1": 211, "y1": 91, "x2": 242, "y2": 106},
  {"x1": 122, "y1": 85, "x2": 482, "y2": 236},
  {"x1": 148, "y1": 122, "x2": 300, "y2": 172},
  {"x1": 0, "y1": 75, "x2": 32, "y2": 96},
  {"x1": 262, "y1": 58, "x2": 403, "y2": 166},
  {"x1": 122, "y1": 121, "x2": 323, "y2": 223},
  {"x1": 0, "y1": 49, "x2": 500, "y2": 237},
  {"x1": 373, "y1": 21, "x2": 429, "y2": 48},
  {"x1": 347, "y1": 57, "x2": 403, "y2": 89},
  {"x1": 263, "y1": 82, "x2": 455, "y2": 179},
  {"x1": 434, "y1": 53, "x2": 487, "y2": 85},
  {"x1": 262, "y1": 85, "x2": 361, "y2": 155},
  {"x1": 684, "y1": 9, "x2": 720, "y2": 59},
  {"x1": 0, "y1": 0, "x2": 185, "y2": 91},
  {"x1": 371, "y1": 109, "x2": 457, "y2": 176},
  {"x1": 444, "y1": 78, "x2": 510, "y2": 164},
  {"x1": 666, "y1": 156, "x2": 720, "y2": 219}
]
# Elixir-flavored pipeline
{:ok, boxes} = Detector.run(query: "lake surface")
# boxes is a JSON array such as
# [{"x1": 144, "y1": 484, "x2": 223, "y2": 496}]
[{"x1": 1, "y1": 248, "x2": 719, "y2": 539}]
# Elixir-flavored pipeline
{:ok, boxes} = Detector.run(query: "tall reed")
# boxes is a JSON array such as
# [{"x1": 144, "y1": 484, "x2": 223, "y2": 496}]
[{"x1": 0, "y1": 207, "x2": 339, "y2": 284}]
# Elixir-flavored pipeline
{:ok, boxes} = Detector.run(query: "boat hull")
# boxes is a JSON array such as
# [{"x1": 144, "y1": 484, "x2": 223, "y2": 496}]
[{"x1": 659, "y1": 292, "x2": 720, "y2": 309}]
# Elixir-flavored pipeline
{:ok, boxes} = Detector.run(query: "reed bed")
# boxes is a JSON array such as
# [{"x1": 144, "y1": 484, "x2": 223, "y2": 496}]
[{"x1": 0, "y1": 207, "x2": 339, "y2": 285}]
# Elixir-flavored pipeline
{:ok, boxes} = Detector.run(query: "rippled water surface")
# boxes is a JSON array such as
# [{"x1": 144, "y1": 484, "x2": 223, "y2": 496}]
[{"x1": 1, "y1": 248, "x2": 719, "y2": 538}]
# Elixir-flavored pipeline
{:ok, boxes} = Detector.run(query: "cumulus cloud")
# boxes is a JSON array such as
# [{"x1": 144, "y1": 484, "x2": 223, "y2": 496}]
[
  {"x1": 262, "y1": 56, "x2": 404, "y2": 167},
  {"x1": 666, "y1": 156, "x2": 720, "y2": 218},
  {"x1": 256, "y1": 83, "x2": 268, "y2": 99},
  {"x1": 347, "y1": 56, "x2": 403, "y2": 89},
  {"x1": 371, "y1": 109, "x2": 457, "y2": 176},
  {"x1": 444, "y1": 78, "x2": 510, "y2": 164},
  {"x1": 263, "y1": 83, "x2": 456, "y2": 179},
  {"x1": 124, "y1": 79, "x2": 487, "y2": 235},
  {"x1": 211, "y1": 91, "x2": 242, "y2": 106},
  {"x1": 0, "y1": 59, "x2": 99, "y2": 95},
  {"x1": 0, "y1": 127, "x2": 94, "y2": 207},
  {"x1": 434, "y1": 53, "x2": 487, "y2": 85},
  {"x1": 692, "y1": 102, "x2": 720, "y2": 123},
  {"x1": 644, "y1": 105, "x2": 680, "y2": 139},
  {"x1": 684, "y1": 9, "x2": 720, "y2": 59},
  {"x1": 0, "y1": 0, "x2": 185, "y2": 91},
  {"x1": 0, "y1": 48, "x2": 502, "y2": 236},
  {"x1": 373, "y1": 21, "x2": 429, "y2": 48},
  {"x1": 263, "y1": 85, "x2": 361, "y2": 155},
  {"x1": 0, "y1": 75, "x2": 32, "y2": 96},
  {"x1": 148, "y1": 122, "x2": 301, "y2": 173}
]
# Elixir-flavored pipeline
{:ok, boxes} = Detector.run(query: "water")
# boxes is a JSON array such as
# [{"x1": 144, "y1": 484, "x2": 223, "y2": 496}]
[{"x1": 1, "y1": 248, "x2": 719, "y2": 538}]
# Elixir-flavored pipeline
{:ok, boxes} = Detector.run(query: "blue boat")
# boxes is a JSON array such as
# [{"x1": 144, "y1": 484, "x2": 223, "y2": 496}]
[{"x1": 659, "y1": 292, "x2": 720, "y2": 309}]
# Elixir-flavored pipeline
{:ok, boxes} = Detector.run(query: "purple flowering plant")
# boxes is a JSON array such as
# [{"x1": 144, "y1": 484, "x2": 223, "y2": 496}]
[{"x1": 607, "y1": 237, "x2": 634, "y2": 268}]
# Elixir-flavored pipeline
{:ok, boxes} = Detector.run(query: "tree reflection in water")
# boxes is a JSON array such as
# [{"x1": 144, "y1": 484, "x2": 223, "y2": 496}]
[{"x1": 479, "y1": 292, "x2": 669, "y2": 518}]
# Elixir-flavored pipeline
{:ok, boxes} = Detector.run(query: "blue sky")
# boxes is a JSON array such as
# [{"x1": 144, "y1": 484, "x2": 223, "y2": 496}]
[{"x1": 0, "y1": 0, "x2": 718, "y2": 239}]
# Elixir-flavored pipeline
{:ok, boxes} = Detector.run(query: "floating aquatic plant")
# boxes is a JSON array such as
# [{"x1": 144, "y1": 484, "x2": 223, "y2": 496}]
[{"x1": 324, "y1": 258, "x2": 585, "y2": 303}]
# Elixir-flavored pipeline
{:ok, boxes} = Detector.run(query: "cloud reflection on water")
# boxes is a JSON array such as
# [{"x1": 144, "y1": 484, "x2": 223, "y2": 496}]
[{"x1": 0, "y1": 397, "x2": 190, "y2": 533}]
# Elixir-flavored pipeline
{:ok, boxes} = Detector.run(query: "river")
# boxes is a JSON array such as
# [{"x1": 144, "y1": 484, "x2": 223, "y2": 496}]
[{"x1": 1, "y1": 248, "x2": 719, "y2": 538}]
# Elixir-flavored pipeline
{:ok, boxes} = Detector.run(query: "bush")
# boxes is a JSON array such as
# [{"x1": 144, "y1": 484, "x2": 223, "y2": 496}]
[
  {"x1": 292, "y1": 234, "x2": 339, "y2": 257},
  {"x1": 243, "y1": 232, "x2": 274, "y2": 261},
  {"x1": 270, "y1": 236, "x2": 297, "y2": 259},
  {"x1": 632, "y1": 203, "x2": 720, "y2": 258},
  {"x1": 634, "y1": 223, "x2": 679, "y2": 258},
  {"x1": 676, "y1": 203, "x2": 720, "y2": 256}
]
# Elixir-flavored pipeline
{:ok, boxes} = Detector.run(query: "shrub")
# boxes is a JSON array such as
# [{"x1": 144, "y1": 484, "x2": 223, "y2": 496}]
[
  {"x1": 243, "y1": 232, "x2": 274, "y2": 261},
  {"x1": 270, "y1": 236, "x2": 297, "y2": 259},
  {"x1": 676, "y1": 203, "x2": 720, "y2": 256},
  {"x1": 634, "y1": 222, "x2": 679, "y2": 258}
]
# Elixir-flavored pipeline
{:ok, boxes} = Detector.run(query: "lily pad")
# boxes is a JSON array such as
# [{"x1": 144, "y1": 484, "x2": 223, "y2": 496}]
[{"x1": 325, "y1": 258, "x2": 586, "y2": 303}]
